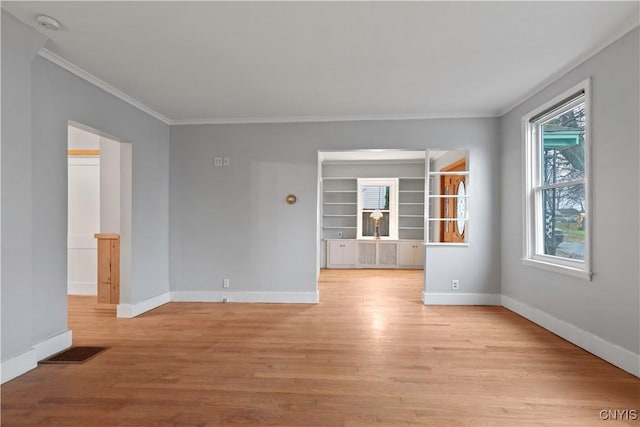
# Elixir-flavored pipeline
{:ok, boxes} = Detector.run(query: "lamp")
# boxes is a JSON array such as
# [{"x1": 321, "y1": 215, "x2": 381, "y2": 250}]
[{"x1": 370, "y1": 209, "x2": 383, "y2": 239}]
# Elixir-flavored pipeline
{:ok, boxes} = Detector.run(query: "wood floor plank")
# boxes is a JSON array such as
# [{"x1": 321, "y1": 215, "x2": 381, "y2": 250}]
[{"x1": 1, "y1": 269, "x2": 638, "y2": 426}]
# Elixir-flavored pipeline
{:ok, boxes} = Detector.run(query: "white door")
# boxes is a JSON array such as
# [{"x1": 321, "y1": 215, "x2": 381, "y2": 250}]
[{"x1": 68, "y1": 156, "x2": 100, "y2": 295}]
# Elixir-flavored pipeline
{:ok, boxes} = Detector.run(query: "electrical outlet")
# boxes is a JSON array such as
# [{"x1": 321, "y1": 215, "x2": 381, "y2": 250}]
[
  {"x1": 451, "y1": 279, "x2": 459, "y2": 290},
  {"x1": 223, "y1": 279, "x2": 230, "y2": 288}
]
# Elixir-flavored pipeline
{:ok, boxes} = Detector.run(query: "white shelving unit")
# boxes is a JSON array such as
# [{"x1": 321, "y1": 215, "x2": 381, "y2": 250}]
[
  {"x1": 321, "y1": 174, "x2": 426, "y2": 240},
  {"x1": 322, "y1": 177, "x2": 358, "y2": 239},
  {"x1": 398, "y1": 177, "x2": 425, "y2": 240}
]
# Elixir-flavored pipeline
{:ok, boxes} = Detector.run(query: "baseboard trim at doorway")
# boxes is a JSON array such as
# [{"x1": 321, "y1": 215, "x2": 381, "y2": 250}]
[
  {"x1": 1, "y1": 330, "x2": 72, "y2": 384},
  {"x1": 116, "y1": 292, "x2": 171, "y2": 318},
  {"x1": 422, "y1": 292, "x2": 501, "y2": 305},
  {"x1": 170, "y1": 290, "x2": 319, "y2": 304}
]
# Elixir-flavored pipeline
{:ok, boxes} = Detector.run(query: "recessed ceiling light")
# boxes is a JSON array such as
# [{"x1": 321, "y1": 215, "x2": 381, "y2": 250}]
[{"x1": 36, "y1": 15, "x2": 61, "y2": 31}]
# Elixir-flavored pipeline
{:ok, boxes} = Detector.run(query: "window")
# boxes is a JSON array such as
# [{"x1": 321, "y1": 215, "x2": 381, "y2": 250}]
[
  {"x1": 523, "y1": 79, "x2": 591, "y2": 279},
  {"x1": 357, "y1": 178, "x2": 398, "y2": 239}
]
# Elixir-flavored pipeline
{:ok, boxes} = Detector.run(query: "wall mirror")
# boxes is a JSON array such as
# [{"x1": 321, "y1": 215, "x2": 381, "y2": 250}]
[{"x1": 427, "y1": 149, "x2": 469, "y2": 244}]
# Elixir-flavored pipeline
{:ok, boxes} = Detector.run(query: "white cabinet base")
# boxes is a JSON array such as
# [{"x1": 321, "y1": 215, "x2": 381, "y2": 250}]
[{"x1": 325, "y1": 239, "x2": 423, "y2": 269}]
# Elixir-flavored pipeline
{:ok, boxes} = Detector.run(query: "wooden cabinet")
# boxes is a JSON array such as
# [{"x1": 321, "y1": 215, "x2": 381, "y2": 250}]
[
  {"x1": 327, "y1": 240, "x2": 357, "y2": 267},
  {"x1": 94, "y1": 233, "x2": 120, "y2": 305},
  {"x1": 398, "y1": 241, "x2": 424, "y2": 267},
  {"x1": 326, "y1": 239, "x2": 422, "y2": 269}
]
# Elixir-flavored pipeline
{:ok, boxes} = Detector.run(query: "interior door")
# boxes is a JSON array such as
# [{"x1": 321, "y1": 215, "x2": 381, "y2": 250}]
[{"x1": 439, "y1": 158, "x2": 466, "y2": 243}]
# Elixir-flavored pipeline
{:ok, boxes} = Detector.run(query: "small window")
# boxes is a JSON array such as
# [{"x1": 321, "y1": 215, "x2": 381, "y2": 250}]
[
  {"x1": 523, "y1": 79, "x2": 591, "y2": 279},
  {"x1": 357, "y1": 178, "x2": 398, "y2": 239}
]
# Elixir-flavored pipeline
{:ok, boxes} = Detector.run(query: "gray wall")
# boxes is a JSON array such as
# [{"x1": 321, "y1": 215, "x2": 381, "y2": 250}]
[
  {"x1": 1, "y1": 11, "x2": 46, "y2": 362},
  {"x1": 424, "y1": 138, "x2": 500, "y2": 296},
  {"x1": 2, "y1": 12, "x2": 171, "y2": 362},
  {"x1": 500, "y1": 28, "x2": 639, "y2": 355},
  {"x1": 99, "y1": 136, "x2": 121, "y2": 234},
  {"x1": 170, "y1": 118, "x2": 501, "y2": 298}
]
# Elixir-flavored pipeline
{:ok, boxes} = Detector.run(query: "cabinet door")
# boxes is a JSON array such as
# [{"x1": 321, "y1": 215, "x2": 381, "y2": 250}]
[
  {"x1": 341, "y1": 240, "x2": 357, "y2": 265},
  {"x1": 398, "y1": 242, "x2": 423, "y2": 267},
  {"x1": 413, "y1": 243, "x2": 424, "y2": 267},
  {"x1": 328, "y1": 241, "x2": 343, "y2": 266},
  {"x1": 328, "y1": 240, "x2": 356, "y2": 267}
]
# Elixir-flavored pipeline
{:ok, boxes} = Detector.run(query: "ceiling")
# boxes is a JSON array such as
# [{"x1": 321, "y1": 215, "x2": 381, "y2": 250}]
[{"x1": 3, "y1": 2, "x2": 638, "y2": 125}]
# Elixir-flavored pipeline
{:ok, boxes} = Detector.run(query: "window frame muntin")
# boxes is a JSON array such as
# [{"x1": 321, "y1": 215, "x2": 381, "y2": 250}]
[
  {"x1": 356, "y1": 178, "x2": 399, "y2": 240},
  {"x1": 522, "y1": 79, "x2": 592, "y2": 280}
]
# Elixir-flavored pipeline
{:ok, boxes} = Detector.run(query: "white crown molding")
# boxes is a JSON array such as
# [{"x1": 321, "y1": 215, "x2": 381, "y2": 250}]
[
  {"x1": 38, "y1": 49, "x2": 494, "y2": 126},
  {"x1": 38, "y1": 20, "x2": 638, "y2": 126},
  {"x1": 499, "y1": 21, "x2": 640, "y2": 117},
  {"x1": 38, "y1": 48, "x2": 172, "y2": 125},
  {"x1": 169, "y1": 112, "x2": 496, "y2": 126}
]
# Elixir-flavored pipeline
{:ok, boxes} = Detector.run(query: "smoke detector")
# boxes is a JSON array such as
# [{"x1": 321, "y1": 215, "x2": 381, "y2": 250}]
[{"x1": 36, "y1": 15, "x2": 61, "y2": 31}]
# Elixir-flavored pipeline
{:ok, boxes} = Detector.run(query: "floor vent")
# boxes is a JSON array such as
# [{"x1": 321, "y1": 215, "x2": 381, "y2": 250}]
[{"x1": 40, "y1": 346, "x2": 108, "y2": 364}]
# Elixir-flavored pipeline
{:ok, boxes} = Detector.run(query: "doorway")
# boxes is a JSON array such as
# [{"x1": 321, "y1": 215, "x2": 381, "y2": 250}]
[
  {"x1": 67, "y1": 122, "x2": 131, "y2": 315},
  {"x1": 316, "y1": 150, "x2": 426, "y2": 302}
]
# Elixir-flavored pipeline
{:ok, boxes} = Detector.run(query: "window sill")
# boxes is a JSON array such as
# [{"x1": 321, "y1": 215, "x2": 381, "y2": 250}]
[{"x1": 521, "y1": 257, "x2": 592, "y2": 281}]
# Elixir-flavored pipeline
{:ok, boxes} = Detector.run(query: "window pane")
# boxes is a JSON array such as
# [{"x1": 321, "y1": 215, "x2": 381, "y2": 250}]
[
  {"x1": 362, "y1": 211, "x2": 389, "y2": 237},
  {"x1": 540, "y1": 184, "x2": 586, "y2": 260},
  {"x1": 362, "y1": 186, "x2": 390, "y2": 209},
  {"x1": 541, "y1": 103, "x2": 585, "y2": 185}
]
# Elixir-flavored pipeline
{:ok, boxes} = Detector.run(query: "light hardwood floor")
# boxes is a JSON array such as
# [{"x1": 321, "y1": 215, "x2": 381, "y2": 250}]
[{"x1": 2, "y1": 269, "x2": 638, "y2": 426}]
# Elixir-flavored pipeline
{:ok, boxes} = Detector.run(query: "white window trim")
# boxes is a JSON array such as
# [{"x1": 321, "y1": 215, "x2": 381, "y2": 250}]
[
  {"x1": 356, "y1": 178, "x2": 398, "y2": 240},
  {"x1": 522, "y1": 78, "x2": 592, "y2": 280}
]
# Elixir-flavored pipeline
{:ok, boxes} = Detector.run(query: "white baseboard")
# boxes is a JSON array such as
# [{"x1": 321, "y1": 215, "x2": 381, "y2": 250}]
[
  {"x1": 170, "y1": 290, "x2": 319, "y2": 304},
  {"x1": 33, "y1": 330, "x2": 73, "y2": 361},
  {"x1": 68, "y1": 281, "x2": 96, "y2": 295},
  {"x1": 115, "y1": 290, "x2": 319, "y2": 319},
  {"x1": 117, "y1": 292, "x2": 171, "y2": 318},
  {"x1": 1, "y1": 349, "x2": 36, "y2": 384},
  {"x1": 1, "y1": 330, "x2": 72, "y2": 384},
  {"x1": 501, "y1": 295, "x2": 640, "y2": 378},
  {"x1": 423, "y1": 292, "x2": 501, "y2": 305}
]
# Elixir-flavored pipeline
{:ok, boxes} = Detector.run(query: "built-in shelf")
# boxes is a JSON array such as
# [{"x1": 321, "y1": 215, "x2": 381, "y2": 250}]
[{"x1": 322, "y1": 174, "x2": 425, "y2": 240}]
